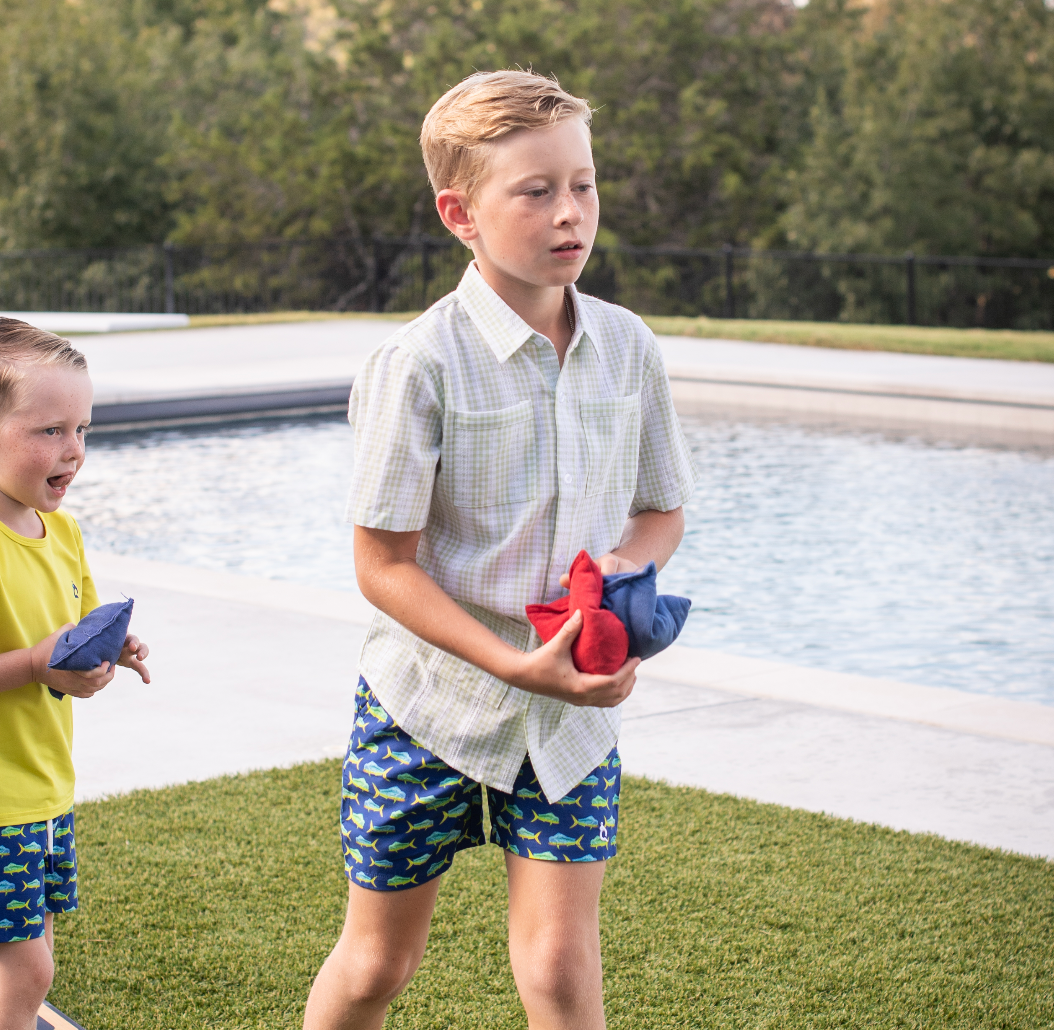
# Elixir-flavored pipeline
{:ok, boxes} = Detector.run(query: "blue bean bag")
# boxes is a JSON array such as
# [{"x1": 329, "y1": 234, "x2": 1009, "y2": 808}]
[
  {"x1": 601, "y1": 563, "x2": 690, "y2": 661},
  {"x1": 48, "y1": 598, "x2": 134, "y2": 673}
]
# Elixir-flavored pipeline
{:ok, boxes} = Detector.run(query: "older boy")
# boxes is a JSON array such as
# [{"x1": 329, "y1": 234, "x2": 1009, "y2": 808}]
[
  {"x1": 0, "y1": 318, "x2": 150, "y2": 1030},
  {"x1": 306, "y1": 71, "x2": 696, "y2": 1030}
]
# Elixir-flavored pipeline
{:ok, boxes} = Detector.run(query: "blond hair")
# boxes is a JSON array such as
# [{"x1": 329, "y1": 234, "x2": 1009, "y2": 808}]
[
  {"x1": 420, "y1": 70, "x2": 594, "y2": 199},
  {"x1": 0, "y1": 317, "x2": 88, "y2": 420}
]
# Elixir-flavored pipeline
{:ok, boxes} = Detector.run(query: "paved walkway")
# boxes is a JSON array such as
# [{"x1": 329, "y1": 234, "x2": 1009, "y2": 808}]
[
  {"x1": 64, "y1": 318, "x2": 1054, "y2": 438},
  {"x1": 78, "y1": 552, "x2": 1054, "y2": 860}
]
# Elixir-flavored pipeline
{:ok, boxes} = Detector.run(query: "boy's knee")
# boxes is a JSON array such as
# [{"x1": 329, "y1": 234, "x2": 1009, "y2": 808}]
[
  {"x1": 0, "y1": 937, "x2": 54, "y2": 1009},
  {"x1": 511, "y1": 931, "x2": 598, "y2": 1004},
  {"x1": 334, "y1": 938, "x2": 421, "y2": 1006}
]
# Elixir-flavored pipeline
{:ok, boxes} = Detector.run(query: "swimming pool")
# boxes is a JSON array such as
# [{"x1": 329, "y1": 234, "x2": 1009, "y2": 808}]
[{"x1": 66, "y1": 414, "x2": 1054, "y2": 706}]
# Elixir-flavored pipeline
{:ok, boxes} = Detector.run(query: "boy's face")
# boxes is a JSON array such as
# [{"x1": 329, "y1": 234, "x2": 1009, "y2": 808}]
[
  {"x1": 0, "y1": 366, "x2": 92, "y2": 527},
  {"x1": 447, "y1": 118, "x2": 599, "y2": 292}
]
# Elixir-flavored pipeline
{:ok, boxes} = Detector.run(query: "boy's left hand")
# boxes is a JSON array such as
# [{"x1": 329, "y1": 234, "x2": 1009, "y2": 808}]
[
  {"x1": 559, "y1": 553, "x2": 637, "y2": 589},
  {"x1": 117, "y1": 634, "x2": 151, "y2": 684}
]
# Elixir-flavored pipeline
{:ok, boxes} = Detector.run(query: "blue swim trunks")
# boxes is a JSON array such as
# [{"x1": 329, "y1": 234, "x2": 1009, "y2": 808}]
[
  {"x1": 0, "y1": 809, "x2": 78, "y2": 943},
  {"x1": 341, "y1": 678, "x2": 620, "y2": 891}
]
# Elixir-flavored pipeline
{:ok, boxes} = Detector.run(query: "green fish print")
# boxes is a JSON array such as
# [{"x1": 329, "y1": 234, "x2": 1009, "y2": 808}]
[
  {"x1": 56, "y1": 861, "x2": 75, "y2": 871},
  {"x1": 355, "y1": 716, "x2": 369, "y2": 731},
  {"x1": 554, "y1": 796, "x2": 582, "y2": 807},
  {"x1": 374, "y1": 784, "x2": 407, "y2": 803},
  {"x1": 355, "y1": 871, "x2": 379, "y2": 887},
  {"x1": 0, "y1": 919, "x2": 12, "y2": 930},
  {"x1": 570, "y1": 815, "x2": 599, "y2": 829},
  {"x1": 603, "y1": 776, "x2": 617, "y2": 790},
  {"x1": 363, "y1": 761, "x2": 387, "y2": 778},
  {"x1": 345, "y1": 752, "x2": 363, "y2": 769},
  {"x1": 548, "y1": 833, "x2": 584, "y2": 849},
  {"x1": 355, "y1": 835, "x2": 379, "y2": 851},
  {"x1": 366, "y1": 702, "x2": 389, "y2": 721},
  {"x1": 0, "y1": 881, "x2": 14, "y2": 895},
  {"x1": 420, "y1": 759, "x2": 448, "y2": 770},
  {"x1": 361, "y1": 743, "x2": 379, "y2": 754},
  {"x1": 373, "y1": 728, "x2": 403, "y2": 740},
  {"x1": 20, "y1": 879, "x2": 40, "y2": 891},
  {"x1": 6, "y1": 899, "x2": 30, "y2": 910},
  {"x1": 368, "y1": 822, "x2": 396, "y2": 834},
  {"x1": 397, "y1": 773, "x2": 428, "y2": 787},
  {"x1": 348, "y1": 848, "x2": 363, "y2": 864},
  {"x1": 0, "y1": 827, "x2": 23, "y2": 839},
  {"x1": 341, "y1": 787, "x2": 360, "y2": 801},
  {"x1": 370, "y1": 858, "x2": 394, "y2": 869},
  {"x1": 386, "y1": 875, "x2": 418, "y2": 888},
  {"x1": 516, "y1": 787, "x2": 542, "y2": 800},
  {"x1": 405, "y1": 852, "x2": 434, "y2": 868},
  {"x1": 426, "y1": 858, "x2": 450, "y2": 877},
  {"x1": 383, "y1": 746, "x2": 412, "y2": 766},
  {"x1": 49, "y1": 891, "x2": 71, "y2": 903},
  {"x1": 612, "y1": 755, "x2": 622, "y2": 768},
  {"x1": 43, "y1": 873, "x2": 62, "y2": 885},
  {"x1": 426, "y1": 830, "x2": 460, "y2": 848},
  {"x1": 349, "y1": 775, "x2": 369, "y2": 792},
  {"x1": 598, "y1": 758, "x2": 610, "y2": 769},
  {"x1": 589, "y1": 835, "x2": 608, "y2": 848},
  {"x1": 494, "y1": 815, "x2": 511, "y2": 832},
  {"x1": 0, "y1": 847, "x2": 7, "y2": 856},
  {"x1": 579, "y1": 775, "x2": 599, "y2": 787},
  {"x1": 572, "y1": 855, "x2": 598, "y2": 862},
  {"x1": 591, "y1": 797, "x2": 610, "y2": 809},
  {"x1": 16, "y1": 843, "x2": 41, "y2": 855},
  {"x1": 439, "y1": 802, "x2": 470, "y2": 824},
  {"x1": 29, "y1": 823, "x2": 46, "y2": 834},
  {"x1": 363, "y1": 798, "x2": 385, "y2": 816},
  {"x1": 438, "y1": 776, "x2": 466, "y2": 789},
  {"x1": 348, "y1": 810, "x2": 365, "y2": 830},
  {"x1": 612, "y1": 793, "x2": 620, "y2": 807},
  {"x1": 530, "y1": 812, "x2": 560, "y2": 825},
  {"x1": 406, "y1": 818, "x2": 434, "y2": 832},
  {"x1": 506, "y1": 843, "x2": 520, "y2": 856},
  {"x1": 3, "y1": 863, "x2": 29, "y2": 876},
  {"x1": 604, "y1": 816, "x2": 615, "y2": 828},
  {"x1": 527, "y1": 850, "x2": 558, "y2": 861},
  {"x1": 388, "y1": 838, "x2": 418, "y2": 853},
  {"x1": 516, "y1": 828, "x2": 542, "y2": 843},
  {"x1": 22, "y1": 914, "x2": 43, "y2": 927},
  {"x1": 504, "y1": 803, "x2": 524, "y2": 820}
]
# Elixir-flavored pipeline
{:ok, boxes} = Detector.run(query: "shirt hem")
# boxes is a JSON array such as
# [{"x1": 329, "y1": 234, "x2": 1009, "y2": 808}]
[{"x1": 0, "y1": 793, "x2": 75, "y2": 827}]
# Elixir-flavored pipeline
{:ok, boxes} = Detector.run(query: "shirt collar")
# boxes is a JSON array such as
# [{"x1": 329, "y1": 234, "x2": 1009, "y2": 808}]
[{"x1": 456, "y1": 261, "x2": 599, "y2": 364}]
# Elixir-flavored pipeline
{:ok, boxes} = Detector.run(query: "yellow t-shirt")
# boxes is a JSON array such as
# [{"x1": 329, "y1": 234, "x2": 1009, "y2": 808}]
[{"x1": 0, "y1": 509, "x2": 100, "y2": 824}]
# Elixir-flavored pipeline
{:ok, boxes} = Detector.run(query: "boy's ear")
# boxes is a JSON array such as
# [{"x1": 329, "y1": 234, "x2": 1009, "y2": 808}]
[{"x1": 435, "y1": 189, "x2": 477, "y2": 242}]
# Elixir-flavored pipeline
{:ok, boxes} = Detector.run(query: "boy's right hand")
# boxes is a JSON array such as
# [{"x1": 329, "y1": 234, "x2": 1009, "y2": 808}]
[
  {"x1": 30, "y1": 625, "x2": 117, "y2": 699},
  {"x1": 506, "y1": 609, "x2": 640, "y2": 708}
]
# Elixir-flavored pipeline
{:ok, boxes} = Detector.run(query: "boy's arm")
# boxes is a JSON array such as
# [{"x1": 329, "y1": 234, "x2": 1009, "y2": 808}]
[
  {"x1": 355, "y1": 526, "x2": 639, "y2": 708},
  {"x1": 0, "y1": 625, "x2": 116, "y2": 698},
  {"x1": 598, "y1": 506, "x2": 685, "y2": 576}
]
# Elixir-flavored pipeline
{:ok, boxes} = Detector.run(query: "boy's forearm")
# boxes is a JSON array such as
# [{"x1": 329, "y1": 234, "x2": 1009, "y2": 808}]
[
  {"x1": 610, "y1": 507, "x2": 684, "y2": 572},
  {"x1": 0, "y1": 647, "x2": 36, "y2": 694}
]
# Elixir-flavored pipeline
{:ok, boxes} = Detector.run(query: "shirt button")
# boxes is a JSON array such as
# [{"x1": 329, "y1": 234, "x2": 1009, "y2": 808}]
[{"x1": 563, "y1": 473, "x2": 573, "y2": 484}]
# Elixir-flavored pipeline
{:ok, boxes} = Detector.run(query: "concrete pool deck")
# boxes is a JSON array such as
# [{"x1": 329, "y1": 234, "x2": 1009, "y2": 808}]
[
  {"x1": 58, "y1": 317, "x2": 1054, "y2": 439},
  {"x1": 77, "y1": 551, "x2": 1054, "y2": 861}
]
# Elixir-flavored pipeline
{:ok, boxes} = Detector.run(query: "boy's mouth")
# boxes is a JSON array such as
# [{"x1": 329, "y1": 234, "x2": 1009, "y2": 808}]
[
  {"x1": 47, "y1": 472, "x2": 74, "y2": 494},
  {"x1": 552, "y1": 241, "x2": 584, "y2": 259}
]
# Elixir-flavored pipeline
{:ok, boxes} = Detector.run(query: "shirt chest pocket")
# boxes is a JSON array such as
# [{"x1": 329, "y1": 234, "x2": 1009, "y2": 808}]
[
  {"x1": 450, "y1": 400, "x2": 537, "y2": 508},
  {"x1": 581, "y1": 394, "x2": 641, "y2": 497}
]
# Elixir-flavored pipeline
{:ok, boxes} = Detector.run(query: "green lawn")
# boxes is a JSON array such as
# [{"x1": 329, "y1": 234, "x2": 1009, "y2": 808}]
[
  {"x1": 184, "y1": 310, "x2": 1054, "y2": 362},
  {"x1": 52, "y1": 763, "x2": 1053, "y2": 1029},
  {"x1": 642, "y1": 316, "x2": 1054, "y2": 363}
]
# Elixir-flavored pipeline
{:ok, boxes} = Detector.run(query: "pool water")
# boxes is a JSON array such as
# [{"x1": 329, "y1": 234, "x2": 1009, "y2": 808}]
[{"x1": 67, "y1": 414, "x2": 1054, "y2": 706}]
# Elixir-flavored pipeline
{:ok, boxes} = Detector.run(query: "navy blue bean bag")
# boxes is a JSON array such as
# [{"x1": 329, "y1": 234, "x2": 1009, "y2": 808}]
[{"x1": 46, "y1": 598, "x2": 134, "y2": 698}]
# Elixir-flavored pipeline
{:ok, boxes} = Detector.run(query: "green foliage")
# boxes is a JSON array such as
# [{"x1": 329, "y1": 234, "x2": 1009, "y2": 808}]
[
  {"x1": 2, "y1": 0, "x2": 1053, "y2": 263},
  {"x1": 50, "y1": 762, "x2": 1054, "y2": 1028}
]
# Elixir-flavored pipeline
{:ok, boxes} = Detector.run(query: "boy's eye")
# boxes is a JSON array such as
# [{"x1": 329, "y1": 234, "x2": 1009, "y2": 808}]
[
  {"x1": 526, "y1": 188, "x2": 548, "y2": 198},
  {"x1": 44, "y1": 427, "x2": 59, "y2": 436}
]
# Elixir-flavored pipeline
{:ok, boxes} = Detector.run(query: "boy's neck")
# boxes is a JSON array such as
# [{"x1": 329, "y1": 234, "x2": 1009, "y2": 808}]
[
  {"x1": 472, "y1": 260, "x2": 574, "y2": 364},
  {"x1": 0, "y1": 492, "x2": 45, "y2": 539}
]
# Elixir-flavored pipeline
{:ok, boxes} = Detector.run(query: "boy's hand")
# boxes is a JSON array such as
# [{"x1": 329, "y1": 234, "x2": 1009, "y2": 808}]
[
  {"x1": 117, "y1": 633, "x2": 151, "y2": 684},
  {"x1": 558, "y1": 553, "x2": 637, "y2": 589},
  {"x1": 30, "y1": 625, "x2": 116, "y2": 699},
  {"x1": 508, "y1": 609, "x2": 640, "y2": 708}
]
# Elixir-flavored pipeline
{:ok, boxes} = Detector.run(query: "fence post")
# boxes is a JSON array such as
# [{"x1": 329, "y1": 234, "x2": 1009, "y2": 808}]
[
  {"x1": 163, "y1": 242, "x2": 175, "y2": 314},
  {"x1": 722, "y1": 243, "x2": 735, "y2": 318},
  {"x1": 905, "y1": 251, "x2": 916, "y2": 325}
]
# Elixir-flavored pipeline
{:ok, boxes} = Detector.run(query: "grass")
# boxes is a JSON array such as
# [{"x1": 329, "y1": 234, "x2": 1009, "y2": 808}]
[
  {"x1": 182, "y1": 310, "x2": 1054, "y2": 362},
  {"x1": 52, "y1": 763, "x2": 1053, "y2": 1029},
  {"x1": 641, "y1": 315, "x2": 1054, "y2": 363}
]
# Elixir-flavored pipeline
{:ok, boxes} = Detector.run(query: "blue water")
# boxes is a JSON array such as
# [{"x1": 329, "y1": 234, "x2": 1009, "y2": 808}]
[{"x1": 66, "y1": 413, "x2": 1054, "y2": 705}]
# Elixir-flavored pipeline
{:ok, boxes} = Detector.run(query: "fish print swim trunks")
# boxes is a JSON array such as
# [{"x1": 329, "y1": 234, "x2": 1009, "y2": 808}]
[
  {"x1": 0, "y1": 809, "x2": 78, "y2": 943},
  {"x1": 341, "y1": 677, "x2": 620, "y2": 891}
]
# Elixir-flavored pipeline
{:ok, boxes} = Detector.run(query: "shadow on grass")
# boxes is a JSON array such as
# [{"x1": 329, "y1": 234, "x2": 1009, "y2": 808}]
[{"x1": 53, "y1": 763, "x2": 1053, "y2": 1028}]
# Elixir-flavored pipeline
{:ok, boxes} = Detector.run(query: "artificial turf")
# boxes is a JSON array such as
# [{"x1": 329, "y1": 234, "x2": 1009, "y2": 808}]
[{"x1": 51, "y1": 762, "x2": 1053, "y2": 1029}]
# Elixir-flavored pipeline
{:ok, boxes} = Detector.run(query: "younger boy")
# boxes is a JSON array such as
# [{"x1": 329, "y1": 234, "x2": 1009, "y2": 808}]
[
  {"x1": 0, "y1": 318, "x2": 150, "y2": 1030},
  {"x1": 306, "y1": 71, "x2": 696, "y2": 1030}
]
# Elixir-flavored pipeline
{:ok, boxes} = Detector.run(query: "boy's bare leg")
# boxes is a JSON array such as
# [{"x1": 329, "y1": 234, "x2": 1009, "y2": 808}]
[
  {"x1": 304, "y1": 876, "x2": 442, "y2": 1030},
  {"x1": 506, "y1": 853, "x2": 606, "y2": 1030},
  {"x1": 0, "y1": 914, "x2": 55, "y2": 1030}
]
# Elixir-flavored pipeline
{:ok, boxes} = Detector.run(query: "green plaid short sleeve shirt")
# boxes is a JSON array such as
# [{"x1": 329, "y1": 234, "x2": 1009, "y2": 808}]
[{"x1": 348, "y1": 262, "x2": 697, "y2": 801}]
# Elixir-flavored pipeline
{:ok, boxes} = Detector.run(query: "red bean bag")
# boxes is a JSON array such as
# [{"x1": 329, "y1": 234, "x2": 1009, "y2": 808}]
[{"x1": 525, "y1": 551, "x2": 629, "y2": 675}]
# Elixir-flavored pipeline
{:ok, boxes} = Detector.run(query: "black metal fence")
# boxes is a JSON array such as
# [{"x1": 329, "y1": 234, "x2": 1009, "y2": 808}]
[{"x1": 2, "y1": 236, "x2": 1052, "y2": 329}]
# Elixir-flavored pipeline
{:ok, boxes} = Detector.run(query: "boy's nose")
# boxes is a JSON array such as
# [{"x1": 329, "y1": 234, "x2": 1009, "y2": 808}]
[{"x1": 555, "y1": 190, "x2": 585, "y2": 226}]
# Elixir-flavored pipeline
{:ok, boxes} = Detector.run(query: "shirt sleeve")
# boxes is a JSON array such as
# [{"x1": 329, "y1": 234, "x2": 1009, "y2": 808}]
[
  {"x1": 73, "y1": 519, "x2": 102, "y2": 617},
  {"x1": 346, "y1": 343, "x2": 443, "y2": 532},
  {"x1": 630, "y1": 338, "x2": 698, "y2": 517}
]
